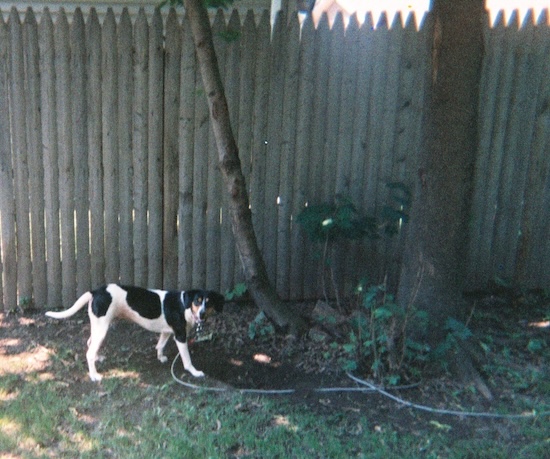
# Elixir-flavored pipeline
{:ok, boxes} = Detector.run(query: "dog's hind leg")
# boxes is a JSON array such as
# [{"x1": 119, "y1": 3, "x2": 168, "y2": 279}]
[
  {"x1": 156, "y1": 332, "x2": 171, "y2": 363},
  {"x1": 86, "y1": 317, "x2": 109, "y2": 382}
]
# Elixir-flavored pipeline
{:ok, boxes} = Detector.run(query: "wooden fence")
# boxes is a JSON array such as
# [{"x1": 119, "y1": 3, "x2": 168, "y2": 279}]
[{"x1": 0, "y1": 7, "x2": 549, "y2": 311}]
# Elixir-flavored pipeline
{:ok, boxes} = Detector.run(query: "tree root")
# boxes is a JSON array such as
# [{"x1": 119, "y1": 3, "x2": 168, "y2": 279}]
[{"x1": 448, "y1": 340, "x2": 493, "y2": 401}]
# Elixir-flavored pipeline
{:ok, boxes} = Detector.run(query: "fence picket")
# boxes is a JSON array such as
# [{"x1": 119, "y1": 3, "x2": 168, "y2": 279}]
[
  {"x1": 276, "y1": 12, "x2": 300, "y2": 298},
  {"x1": 191, "y1": 17, "x2": 209, "y2": 288},
  {"x1": 249, "y1": 9, "x2": 270, "y2": 263},
  {"x1": 0, "y1": 12, "x2": 16, "y2": 311},
  {"x1": 377, "y1": 14, "x2": 404, "y2": 282},
  {"x1": 305, "y1": 14, "x2": 331, "y2": 297},
  {"x1": 178, "y1": 12, "x2": 196, "y2": 287},
  {"x1": 24, "y1": 9, "x2": 47, "y2": 308},
  {"x1": 86, "y1": 9, "x2": 105, "y2": 289},
  {"x1": 263, "y1": 10, "x2": 285, "y2": 286},
  {"x1": 133, "y1": 8, "x2": 149, "y2": 287},
  {"x1": 322, "y1": 13, "x2": 344, "y2": 204},
  {"x1": 71, "y1": 8, "x2": 91, "y2": 294},
  {"x1": 334, "y1": 15, "x2": 360, "y2": 292},
  {"x1": 101, "y1": 9, "x2": 119, "y2": 283},
  {"x1": 290, "y1": 13, "x2": 315, "y2": 299},
  {"x1": 39, "y1": 9, "x2": 62, "y2": 307},
  {"x1": 10, "y1": 8, "x2": 33, "y2": 304},
  {"x1": 147, "y1": 8, "x2": 164, "y2": 288},
  {"x1": 163, "y1": 9, "x2": 181, "y2": 289},
  {"x1": 118, "y1": 8, "x2": 135, "y2": 285},
  {"x1": 54, "y1": 10, "x2": 78, "y2": 305}
]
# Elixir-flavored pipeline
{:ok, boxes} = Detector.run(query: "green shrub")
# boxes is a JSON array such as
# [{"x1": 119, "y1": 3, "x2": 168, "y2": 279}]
[{"x1": 338, "y1": 281, "x2": 429, "y2": 385}]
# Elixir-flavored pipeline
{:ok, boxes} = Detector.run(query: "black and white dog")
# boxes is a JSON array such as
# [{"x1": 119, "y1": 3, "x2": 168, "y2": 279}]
[{"x1": 45, "y1": 284, "x2": 223, "y2": 382}]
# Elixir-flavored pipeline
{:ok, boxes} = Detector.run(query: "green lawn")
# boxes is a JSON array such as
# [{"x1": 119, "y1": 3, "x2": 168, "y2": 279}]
[{"x1": 1, "y1": 369, "x2": 549, "y2": 458}]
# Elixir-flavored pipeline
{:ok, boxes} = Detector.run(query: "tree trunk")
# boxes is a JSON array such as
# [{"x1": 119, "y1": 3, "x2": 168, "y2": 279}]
[
  {"x1": 397, "y1": 0, "x2": 485, "y2": 346},
  {"x1": 183, "y1": 0, "x2": 305, "y2": 334}
]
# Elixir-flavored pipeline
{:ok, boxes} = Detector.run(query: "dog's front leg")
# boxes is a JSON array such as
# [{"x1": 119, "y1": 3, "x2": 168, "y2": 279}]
[{"x1": 175, "y1": 339, "x2": 204, "y2": 377}]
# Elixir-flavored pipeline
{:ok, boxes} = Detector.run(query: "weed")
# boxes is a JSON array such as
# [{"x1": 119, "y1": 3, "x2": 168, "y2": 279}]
[
  {"x1": 297, "y1": 189, "x2": 410, "y2": 309},
  {"x1": 336, "y1": 280, "x2": 429, "y2": 385},
  {"x1": 225, "y1": 282, "x2": 248, "y2": 301},
  {"x1": 297, "y1": 196, "x2": 378, "y2": 309},
  {"x1": 5, "y1": 297, "x2": 32, "y2": 315},
  {"x1": 527, "y1": 338, "x2": 547, "y2": 353},
  {"x1": 19, "y1": 297, "x2": 32, "y2": 310},
  {"x1": 248, "y1": 311, "x2": 275, "y2": 340}
]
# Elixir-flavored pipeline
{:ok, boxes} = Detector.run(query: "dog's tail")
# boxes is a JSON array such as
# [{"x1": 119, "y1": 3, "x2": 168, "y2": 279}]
[{"x1": 45, "y1": 291, "x2": 92, "y2": 319}]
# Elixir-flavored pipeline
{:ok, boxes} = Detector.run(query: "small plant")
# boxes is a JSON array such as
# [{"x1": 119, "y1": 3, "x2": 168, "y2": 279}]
[
  {"x1": 297, "y1": 188, "x2": 410, "y2": 309},
  {"x1": 248, "y1": 311, "x2": 275, "y2": 340},
  {"x1": 338, "y1": 280, "x2": 429, "y2": 384},
  {"x1": 431, "y1": 317, "x2": 475, "y2": 367},
  {"x1": 225, "y1": 282, "x2": 248, "y2": 301},
  {"x1": 527, "y1": 338, "x2": 547, "y2": 354},
  {"x1": 8, "y1": 297, "x2": 32, "y2": 315},
  {"x1": 297, "y1": 196, "x2": 378, "y2": 308},
  {"x1": 19, "y1": 297, "x2": 32, "y2": 309}
]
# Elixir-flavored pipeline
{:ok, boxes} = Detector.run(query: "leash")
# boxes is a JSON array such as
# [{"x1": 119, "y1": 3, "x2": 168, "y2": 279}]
[{"x1": 170, "y1": 354, "x2": 550, "y2": 419}]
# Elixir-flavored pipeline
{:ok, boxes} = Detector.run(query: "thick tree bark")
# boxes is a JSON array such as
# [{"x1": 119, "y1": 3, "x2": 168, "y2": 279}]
[
  {"x1": 183, "y1": 0, "x2": 305, "y2": 333},
  {"x1": 397, "y1": 0, "x2": 485, "y2": 346}
]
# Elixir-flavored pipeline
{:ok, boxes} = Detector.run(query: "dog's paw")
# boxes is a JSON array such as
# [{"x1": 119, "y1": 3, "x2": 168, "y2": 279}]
[
  {"x1": 158, "y1": 356, "x2": 168, "y2": 363},
  {"x1": 89, "y1": 373, "x2": 103, "y2": 382},
  {"x1": 188, "y1": 368, "x2": 205, "y2": 378}
]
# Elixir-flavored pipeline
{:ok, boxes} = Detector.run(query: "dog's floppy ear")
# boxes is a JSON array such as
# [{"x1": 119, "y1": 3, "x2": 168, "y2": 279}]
[{"x1": 207, "y1": 291, "x2": 225, "y2": 313}]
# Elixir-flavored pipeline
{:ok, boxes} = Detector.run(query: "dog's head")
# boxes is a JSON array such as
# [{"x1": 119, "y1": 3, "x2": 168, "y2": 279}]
[{"x1": 183, "y1": 289, "x2": 224, "y2": 323}]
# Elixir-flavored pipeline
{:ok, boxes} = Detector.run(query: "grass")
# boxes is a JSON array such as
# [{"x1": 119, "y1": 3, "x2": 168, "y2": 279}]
[
  {"x1": 1, "y1": 368, "x2": 549, "y2": 459},
  {"x1": 0, "y1": 374, "x2": 408, "y2": 458},
  {"x1": 0, "y1": 374, "x2": 415, "y2": 459}
]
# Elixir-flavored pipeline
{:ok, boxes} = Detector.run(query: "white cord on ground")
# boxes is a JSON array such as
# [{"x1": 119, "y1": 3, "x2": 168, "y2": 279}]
[
  {"x1": 346, "y1": 373, "x2": 550, "y2": 419},
  {"x1": 171, "y1": 354, "x2": 550, "y2": 419}
]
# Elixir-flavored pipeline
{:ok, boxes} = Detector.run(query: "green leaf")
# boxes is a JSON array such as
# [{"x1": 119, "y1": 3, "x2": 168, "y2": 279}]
[
  {"x1": 527, "y1": 339, "x2": 545, "y2": 353},
  {"x1": 387, "y1": 375, "x2": 400, "y2": 386},
  {"x1": 342, "y1": 359, "x2": 358, "y2": 371},
  {"x1": 445, "y1": 317, "x2": 472, "y2": 340},
  {"x1": 373, "y1": 307, "x2": 393, "y2": 320},
  {"x1": 225, "y1": 282, "x2": 248, "y2": 300},
  {"x1": 343, "y1": 343, "x2": 356, "y2": 354},
  {"x1": 371, "y1": 359, "x2": 382, "y2": 371}
]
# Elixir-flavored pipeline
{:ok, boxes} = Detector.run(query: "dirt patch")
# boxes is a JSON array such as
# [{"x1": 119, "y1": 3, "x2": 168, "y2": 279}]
[{"x1": 1, "y1": 293, "x2": 549, "y2": 448}]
